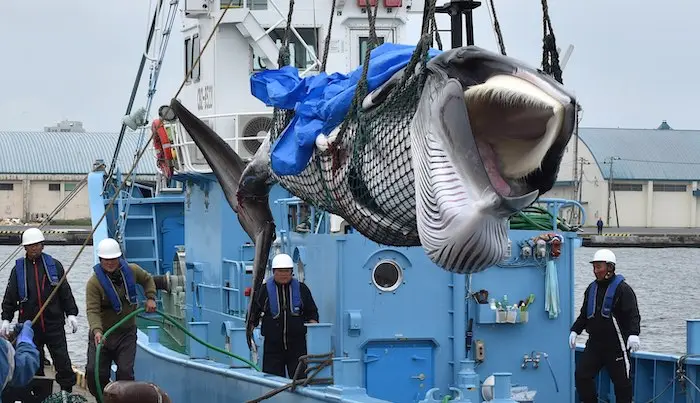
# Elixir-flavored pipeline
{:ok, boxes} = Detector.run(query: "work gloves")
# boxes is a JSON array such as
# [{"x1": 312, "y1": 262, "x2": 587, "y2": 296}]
[
  {"x1": 568, "y1": 331, "x2": 578, "y2": 349},
  {"x1": 0, "y1": 320, "x2": 11, "y2": 338},
  {"x1": 626, "y1": 335, "x2": 640, "y2": 352},
  {"x1": 66, "y1": 315, "x2": 78, "y2": 333},
  {"x1": 14, "y1": 321, "x2": 35, "y2": 348}
]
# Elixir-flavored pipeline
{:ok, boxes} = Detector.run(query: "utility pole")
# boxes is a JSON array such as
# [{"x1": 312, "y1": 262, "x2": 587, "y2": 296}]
[
  {"x1": 435, "y1": 0, "x2": 482, "y2": 48},
  {"x1": 605, "y1": 156, "x2": 620, "y2": 227}
]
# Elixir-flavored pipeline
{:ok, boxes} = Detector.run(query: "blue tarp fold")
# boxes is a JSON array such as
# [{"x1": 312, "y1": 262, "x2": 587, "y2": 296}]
[{"x1": 250, "y1": 43, "x2": 441, "y2": 176}]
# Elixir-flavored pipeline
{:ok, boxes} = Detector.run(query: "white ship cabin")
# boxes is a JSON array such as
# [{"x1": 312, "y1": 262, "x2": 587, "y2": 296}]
[
  {"x1": 168, "y1": 0, "x2": 424, "y2": 231},
  {"x1": 171, "y1": 0, "x2": 419, "y2": 167}
]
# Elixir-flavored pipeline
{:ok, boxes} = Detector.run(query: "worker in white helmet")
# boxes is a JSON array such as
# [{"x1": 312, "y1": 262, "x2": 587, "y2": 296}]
[
  {"x1": 0, "y1": 227, "x2": 79, "y2": 393},
  {"x1": 84, "y1": 238, "x2": 157, "y2": 397},
  {"x1": 248, "y1": 253, "x2": 319, "y2": 378},
  {"x1": 569, "y1": 248, "x2": 641, "y2": 403}
]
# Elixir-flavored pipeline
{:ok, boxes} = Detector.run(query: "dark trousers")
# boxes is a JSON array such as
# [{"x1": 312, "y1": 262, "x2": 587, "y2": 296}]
[
  {"x1": 85, "y1": 327, "x2": 137, "y2": 397},
  {"x1": 597, "y1": 226, "x2": 603, "y2": 235},
  {"x1": 262, "y1": 338, "x2": 307, "y2": 379},
  {"x1": 575, "y1": 342, "x2": 633, "y2": 403},
  {"x1": 35, "y1": 327, "x2": 76, "y2": 392}
]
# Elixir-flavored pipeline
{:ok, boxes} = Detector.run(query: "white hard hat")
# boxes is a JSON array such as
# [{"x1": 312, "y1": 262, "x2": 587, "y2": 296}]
[
  {"x1": 590, "y1": 249, "x2": 616, "y2": 265},
  {"x1": 271, "y1": 253, "x2": 294, "y2": 270},
  {"x1": 97, "y1": 238, "x2": 122, "y2": 259},
  {"x1": 21, "y1": 228, "x2": 45, "y2": 246}
]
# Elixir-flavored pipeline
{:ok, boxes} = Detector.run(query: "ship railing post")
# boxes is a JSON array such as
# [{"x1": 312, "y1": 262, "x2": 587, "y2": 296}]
[
  {"x1": 221, "y1": 321, "x2": 252, "y2": 368},
  {"x1": 147, "y1": 326, "x2": 160, "y2": 345},
  {"x1": 304, "y1": 323, "x2": 333, "y2": 383},
  {"x1": 686, "y1": 320, "x2": 700, "y2": 403},
  {"x1": 493, "y1": 372, "x2": 515, "y2": 402},
  {"x1": 188, "y1": 321, "x2": 210, "y2": 359}
]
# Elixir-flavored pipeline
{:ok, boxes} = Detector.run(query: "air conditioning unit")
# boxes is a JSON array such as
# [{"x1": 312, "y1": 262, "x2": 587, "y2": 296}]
[
  {"x1": 184, "y1": 0, "x2": 214, "y2": 18},
  {"x1": 235, "y1": 114, "x2": 273, "y2": 160}
]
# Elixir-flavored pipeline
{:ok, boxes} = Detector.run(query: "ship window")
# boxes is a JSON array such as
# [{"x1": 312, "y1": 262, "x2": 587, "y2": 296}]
[
  {"x1": 48, "y1": 183, "x2": 60, "y2": 191},
  {"x1": 192, "y1": 34, "x2": 201, "y2": 82},
  {"x1": 252, "y1": 27, "x2": 319, "y2": 72},
  {"x1": 372, "y1": 260, "x2": 403, "y2": 292},
  {"x1": 359, "y1": 36, "x2": 385, "y2": 66},
  {"x1": 184, "y1": 37, "x2": 192, "y2": 83}
]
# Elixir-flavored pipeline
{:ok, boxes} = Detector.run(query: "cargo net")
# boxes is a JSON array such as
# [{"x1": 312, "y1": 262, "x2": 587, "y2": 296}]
[
  {"x1": 268, "y1": 35, "x2": 435, "y2": 247},
  {"x1": 41, "y1": 392, "x2": 88, "y2": 403}
]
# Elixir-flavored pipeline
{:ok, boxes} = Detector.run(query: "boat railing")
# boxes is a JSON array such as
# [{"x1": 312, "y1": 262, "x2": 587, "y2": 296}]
[
  {"x1": 222, "y1": 258, "x2": 250, "y2": 320},
  {"x1": 274, "y1": 197, "x2": 330, "y2": 236},
  {"x1": 164, "y1": 111, "x2": 272, "y2": 175},
  {"x1": 575, "y1": 319, "x2": 700, "y2": 402}
]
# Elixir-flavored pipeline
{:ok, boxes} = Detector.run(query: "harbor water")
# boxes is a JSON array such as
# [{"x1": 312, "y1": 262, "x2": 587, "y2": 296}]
[{"x1": 0, "y1": 244, "x2": 692, "y2": 368}]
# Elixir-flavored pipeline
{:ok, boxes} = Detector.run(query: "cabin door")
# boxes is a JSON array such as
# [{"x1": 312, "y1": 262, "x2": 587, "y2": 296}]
[
  {"x1": 365, "y1": 341, "x2": 435, "y2": 402},
  {"x1": 350, "y1": 29, "x2": 396, "y2": 67}
]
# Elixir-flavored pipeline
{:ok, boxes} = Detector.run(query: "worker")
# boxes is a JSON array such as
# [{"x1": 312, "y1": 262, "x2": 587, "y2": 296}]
[
  {"x1": 0, "y1": 321, "x2": 41, "y2": 391},
  {"x1": 85, "y1": 238, "x2": 157, "y2": 397},
  {"x1": 569, "y1": 248, "x2": 641, "y2": 403},
  {"x1": 249, "y1": 253, "x2": 319, "y2": 379},
  {"x1": 0, "y1": 227, "x2": 79, "y2": 393}
]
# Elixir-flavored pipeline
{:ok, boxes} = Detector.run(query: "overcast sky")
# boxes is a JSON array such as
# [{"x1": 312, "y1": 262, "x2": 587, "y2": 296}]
[{"x1": 1, "y1": 0, "x2": 697, "y2": 132}]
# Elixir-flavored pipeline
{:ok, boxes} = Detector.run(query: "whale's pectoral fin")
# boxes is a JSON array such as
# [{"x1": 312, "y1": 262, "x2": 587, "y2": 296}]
[
  {"x1": 245, "y1": 221, "x2": 275, "y2": 357},
  {"x1": 169, "y1": 98, "x2": 277, "y2": 363},
  {"x1": 169, "y1": 98, "x2": 247, "y2": 213}
]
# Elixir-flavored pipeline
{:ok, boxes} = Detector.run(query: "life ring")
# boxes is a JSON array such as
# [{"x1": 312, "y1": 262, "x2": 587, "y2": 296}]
[{"x1": 151, "y1": 119, "x2": 176, "y2": 178}]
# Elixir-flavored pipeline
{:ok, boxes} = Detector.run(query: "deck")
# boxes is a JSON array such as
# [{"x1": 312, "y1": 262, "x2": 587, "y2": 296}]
[{"x1": 45, "y1": 364, "x2": 97, "y2": 402}]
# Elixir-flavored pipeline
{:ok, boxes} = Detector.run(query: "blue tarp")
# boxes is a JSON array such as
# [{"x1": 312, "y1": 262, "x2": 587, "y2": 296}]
[{"x1": 250, "y1": 43, "x2": 442, "y2": 176}]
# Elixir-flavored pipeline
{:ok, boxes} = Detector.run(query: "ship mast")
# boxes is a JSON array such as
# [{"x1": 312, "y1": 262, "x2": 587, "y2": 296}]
[{"x1": 434, "y1": 0, "x2": 482, "y2": 48}]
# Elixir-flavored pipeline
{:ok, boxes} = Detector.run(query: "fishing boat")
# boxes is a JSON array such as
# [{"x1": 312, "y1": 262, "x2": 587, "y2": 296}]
[{"x1": 85, "y1": 0, "x2": 700, "y2": 401}]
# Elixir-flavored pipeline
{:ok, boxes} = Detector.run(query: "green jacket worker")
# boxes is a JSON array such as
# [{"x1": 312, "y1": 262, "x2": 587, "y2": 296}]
[{"x1": 84, "y1": 238, "x2": 157, "y2": 397}]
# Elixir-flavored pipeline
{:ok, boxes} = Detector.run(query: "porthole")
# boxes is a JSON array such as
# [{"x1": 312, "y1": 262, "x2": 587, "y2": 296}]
[{"x1": 371, "y1": 260, "x2": 403, "y2": 292}]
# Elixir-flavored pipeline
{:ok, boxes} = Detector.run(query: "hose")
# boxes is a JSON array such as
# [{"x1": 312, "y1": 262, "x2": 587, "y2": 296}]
[
  {"x1": 509, "y1": 206, "x2": 579, "y2": 232},
  {"x1": 94, "y1": 307, "x2": 261, "y2": 403}
]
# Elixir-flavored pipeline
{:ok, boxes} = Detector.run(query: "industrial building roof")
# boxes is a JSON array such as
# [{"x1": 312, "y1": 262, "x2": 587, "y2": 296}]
[
  {"x1": 579, "y1": 126, "x2": 700, "y2": 181},
  {"x1": 0, "y1": 131, "x2": 158, "y2": 175}
]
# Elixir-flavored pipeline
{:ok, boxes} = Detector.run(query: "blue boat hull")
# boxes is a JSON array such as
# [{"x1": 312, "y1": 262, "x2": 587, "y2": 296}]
[{"x1": 88, "y1": 168, "x2": 700, "y2": 403}]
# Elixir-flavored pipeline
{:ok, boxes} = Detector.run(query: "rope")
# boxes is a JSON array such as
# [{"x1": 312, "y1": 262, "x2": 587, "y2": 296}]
[
  {"x1": 276, "y1": 0, "x2": 296, "y2": 68},
  {"x1": 429, "y1": 13, "x2": 443, "y2": 50},
  {"x1": 487, "y1": 0, "x2": 506, "y2": 55},
  {"x1": 0, "y1": 172, "x2": 89, "y2": 274},
  {"x1": 94, "y1": 308, "x2": 260, "y2": 403},
  {"x1": 509, "y1": 206, "x2": 580, "y2": 232},
  {"x1": 104, "y1": 0, "x2": 164, "y2": 188},
  {"x1": 174, "y1": 0, "x2": 239, "y2": 98},
  {"x1": 540, "y1": 0, "x2": 563, "y2": 84},
  {"x1": 319, "y1": 0, "x2": 337, "y2": 72},
  {"x1": 245, "y1": 352, "x2": 334, "y2": 402}
]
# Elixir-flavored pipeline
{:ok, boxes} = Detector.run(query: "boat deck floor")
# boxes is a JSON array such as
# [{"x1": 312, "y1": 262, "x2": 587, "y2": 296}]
[{"x1": 44, "y1": 363, "x2": 97, "y2": 403}]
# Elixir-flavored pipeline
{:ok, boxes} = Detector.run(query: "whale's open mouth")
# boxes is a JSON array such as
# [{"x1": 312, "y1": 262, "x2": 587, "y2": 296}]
[{"x1": 464, "y1": 74, "x2": 567, "y2": 199}]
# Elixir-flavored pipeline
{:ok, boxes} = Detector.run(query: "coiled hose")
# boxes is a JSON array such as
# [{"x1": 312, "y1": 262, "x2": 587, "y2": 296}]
[
  {"x1": 509, "y1": 206, "x2": 580, "y2": 232},
  {"x1": 94, "y1": 308, "x2": 261, "y2": 403}
]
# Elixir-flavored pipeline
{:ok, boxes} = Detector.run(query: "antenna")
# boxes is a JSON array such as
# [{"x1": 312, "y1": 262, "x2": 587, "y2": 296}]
[{"x1": 557, "y1": 44, "x2": 575, "y2": 72}]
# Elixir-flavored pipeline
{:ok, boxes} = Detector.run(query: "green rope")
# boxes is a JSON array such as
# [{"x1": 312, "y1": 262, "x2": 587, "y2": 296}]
[
  {"x1": 94, "y1": 308, "x2": 261, "y2": 403},
  {"x1": 509, "y1": 205, "x2": 579, "y2": 232}
]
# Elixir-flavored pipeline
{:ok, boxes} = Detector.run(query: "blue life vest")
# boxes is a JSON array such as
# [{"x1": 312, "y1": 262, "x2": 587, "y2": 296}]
[
  {"x1": 266, "y1": 278, "x2": 302, "y2": 318},
  {"x1": 15, "y1": 254, "x2": 59, "y2": 303},
  {"x1": 93, "y1": 259, "x2": 138, "y2": 314},
  {"x1": 587, "y1": 275, "x2": 625, "y2": 319}
]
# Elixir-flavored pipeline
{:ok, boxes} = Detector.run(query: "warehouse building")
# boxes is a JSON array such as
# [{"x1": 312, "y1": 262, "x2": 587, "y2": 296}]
[
  {"x1": 0, "y1": 131, "x2": 158, "y2": 223},
  {"x1": 543, "y1": 121, "x2": 700, "y2": 228}
]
